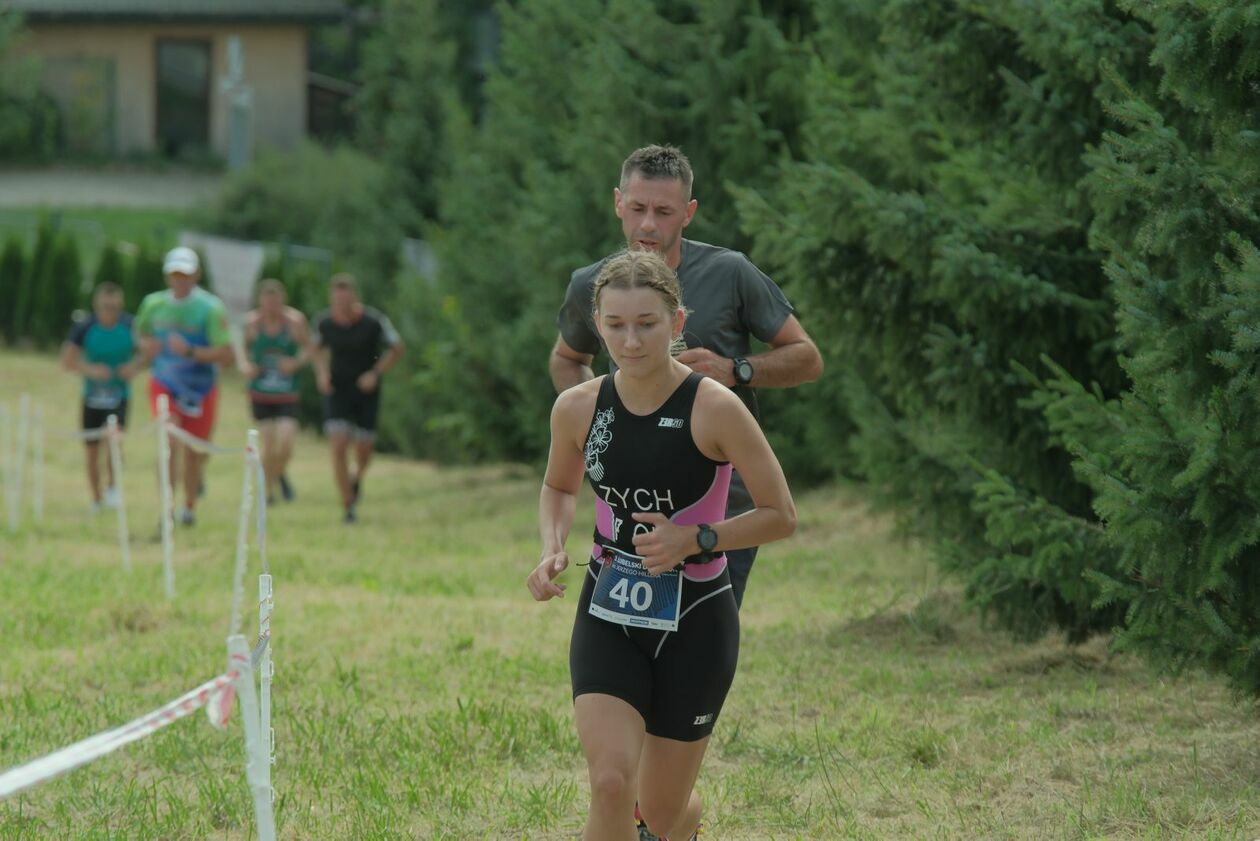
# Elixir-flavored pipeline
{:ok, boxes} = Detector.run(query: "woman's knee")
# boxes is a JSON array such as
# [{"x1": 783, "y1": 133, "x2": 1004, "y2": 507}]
[{"x1": 587, "y1": 763, "x2": 635, "y2": 807}]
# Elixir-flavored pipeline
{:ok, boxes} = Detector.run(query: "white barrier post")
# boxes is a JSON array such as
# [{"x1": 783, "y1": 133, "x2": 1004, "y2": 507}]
[
  {"x1": 157, "y1": 394, "x2": 175, "y2": 598},
  {"x1": 229, "y1": 431, "x2": 258, "y2": 637},
  {"x1": 31, "y1": 402, "x2": 43, "y2": 523},
  {"x1": 107, "y1": 414, "x2": 131, "y2": 572},
  {"x1": 259, "y1": 572, "x2": 273, "y2": 793},
  {"x1": 2, "y1": 403, "x2": 13, "y2": 533},
  {"x1": 251, "y1": 435, "x2": 274, "y2": 793},
  {"x1": 227, "y1": 634, "x2": 276, "y2": 841}
]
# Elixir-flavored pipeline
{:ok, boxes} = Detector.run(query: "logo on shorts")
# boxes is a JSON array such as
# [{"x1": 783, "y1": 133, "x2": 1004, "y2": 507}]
[
  {"x1": 658, "y1": 417, "x2": 684, "y2": 429},
  {"x1": 693, "y1": 713, "x2": 714, "y2": 726}
]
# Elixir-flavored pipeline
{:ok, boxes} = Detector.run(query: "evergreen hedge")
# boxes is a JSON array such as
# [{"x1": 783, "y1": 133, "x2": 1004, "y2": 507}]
[{"x1": 0, "y1": 235, "x2": 25, "y2": 344}]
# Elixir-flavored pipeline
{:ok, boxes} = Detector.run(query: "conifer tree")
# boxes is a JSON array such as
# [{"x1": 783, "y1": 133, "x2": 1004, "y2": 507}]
[
  {"x1": 1040, "y1": 1, "x2": 1260, "y2": 691},
  {"x1": 128, "y1": 245, "x2": 166, "y2": 306},
  {"x1": 13, "y1": 218, "x2": 55, "y2": 346},
  {"x1": 738, "y1": 0, "x2": 1145, "y2": 639},
  {"x1": 354, "y1": 0, "x2": 460, "y2": 226},
  {"x1": 32, "y1": 233, "x2": 83, "y2": 346},
  {"x1": 0, "y1": 236, "x2": 25, "y2": 344},
  {"x1": 92, "y1": 243, "x2": 131, "y2": 308},
  {"x1": 430, "y1": 0, "x2": 814, "y2": 461}
]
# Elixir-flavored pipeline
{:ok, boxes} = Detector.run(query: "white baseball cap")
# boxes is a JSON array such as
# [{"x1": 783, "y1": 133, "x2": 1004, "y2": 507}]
[{"x1": 163, "y1": 246, "x2": 200, "y2": 275}]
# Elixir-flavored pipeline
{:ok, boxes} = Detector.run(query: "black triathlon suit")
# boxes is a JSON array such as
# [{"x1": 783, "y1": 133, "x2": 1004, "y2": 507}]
[{"x1": 570, "y1": 372, "x2": 739, "y2": 741}]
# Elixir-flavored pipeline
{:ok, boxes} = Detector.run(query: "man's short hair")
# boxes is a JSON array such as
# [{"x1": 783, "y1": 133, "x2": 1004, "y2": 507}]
[
  {"x1": 329, "y1": 273, "x2": 358, "y2": 293},
  {"x1": 93, "y1": 281, "x2": 123, "y2": 299},
  {"x1": 258, "y1": 278, "x2": 286, "y2": 297},
  {"x1": 620, "y1": 145, "x2": 694, "y2": 198}
]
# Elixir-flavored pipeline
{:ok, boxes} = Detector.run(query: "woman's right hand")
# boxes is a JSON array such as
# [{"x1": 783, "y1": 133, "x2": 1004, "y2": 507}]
[{"x1": 526, "y1": 552, "x2": 569, "y2": 601}]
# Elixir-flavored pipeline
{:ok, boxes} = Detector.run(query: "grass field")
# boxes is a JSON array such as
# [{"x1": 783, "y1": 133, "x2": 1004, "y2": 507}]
[
  {"x1": 1, "y1": 348, "x2": 1259, "y2": 840},
  {"x1": 0, "y1": 206, "x2": 193, "y2": 277}
]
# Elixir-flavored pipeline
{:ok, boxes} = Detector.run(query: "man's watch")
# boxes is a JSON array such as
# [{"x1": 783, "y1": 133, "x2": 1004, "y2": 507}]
[
  {"x1": 696, "y1": 523, "x2": 719, "y2": 558},
  {"x1": 732, "y1": 356, "x2": 754, "y2": 386}
]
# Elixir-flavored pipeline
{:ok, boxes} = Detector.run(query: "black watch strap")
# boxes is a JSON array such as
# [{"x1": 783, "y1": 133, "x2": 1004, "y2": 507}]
[{"x1": 695, "y1": 523, "x2": 719, "y2": 556}]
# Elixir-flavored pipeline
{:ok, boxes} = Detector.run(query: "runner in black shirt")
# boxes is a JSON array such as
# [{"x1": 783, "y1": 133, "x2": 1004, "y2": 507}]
[
  {"x1": 528, "y1": 250, "x2": 796, "y2": 841},
  {"x1": 311, "y1": 273, "x2": 404, "y2": 523}
]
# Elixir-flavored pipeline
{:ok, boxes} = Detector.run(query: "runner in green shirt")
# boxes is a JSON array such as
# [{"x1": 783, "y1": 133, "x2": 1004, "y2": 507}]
[{"x1": 133, "y1": 246, "x2": 234, "y2": 526}]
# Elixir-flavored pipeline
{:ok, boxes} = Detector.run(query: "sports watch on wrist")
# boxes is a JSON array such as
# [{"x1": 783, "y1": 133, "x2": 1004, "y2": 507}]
[
  {"x1": 696, "y1": 523, "x2": 719, "y2": 558},
  {"x1": 732, "y1": 356, "x2": 754, "y2": 386}
]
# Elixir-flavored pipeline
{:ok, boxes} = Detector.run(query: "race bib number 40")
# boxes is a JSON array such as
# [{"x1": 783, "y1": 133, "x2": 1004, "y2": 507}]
[{"x1": 589, "y1": 548, "x2": 682, "y2": 632}]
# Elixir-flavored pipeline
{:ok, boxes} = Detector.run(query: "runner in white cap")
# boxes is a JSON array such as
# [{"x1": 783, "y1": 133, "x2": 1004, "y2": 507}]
[{"x1": 134, "y1": 247, "x2": 234, "y2": 526}]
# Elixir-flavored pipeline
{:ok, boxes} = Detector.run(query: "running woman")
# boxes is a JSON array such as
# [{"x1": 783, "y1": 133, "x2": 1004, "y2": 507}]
[
  {"x1": 133, "y1": 246, "x2": 234, "y2": 526},
  {"x1": 241, "y1": 278, "x2": 310, "y2": 504},
  {"x1": 527, "y1": 249, "x2": 796, "y2": 841},
  {"x1": 311, "y1": 273, "x2": 404, "y2": 524},
  {"x1": 60, "y1": 282, "x2": 140, "y2": 512}
]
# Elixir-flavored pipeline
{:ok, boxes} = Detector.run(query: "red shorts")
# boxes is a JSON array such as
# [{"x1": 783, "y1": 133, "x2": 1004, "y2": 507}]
[{"x1": 149, "y1": 379, "x2": 219, "y2": 442}]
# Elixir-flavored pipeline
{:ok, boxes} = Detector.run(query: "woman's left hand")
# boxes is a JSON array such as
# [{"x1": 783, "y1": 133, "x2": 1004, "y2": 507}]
[{"x1": 630, "y1": 513, "x2": 693, "y2": 575}]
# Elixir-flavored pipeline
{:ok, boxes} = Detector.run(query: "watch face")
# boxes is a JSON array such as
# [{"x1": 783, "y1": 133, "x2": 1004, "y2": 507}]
[
  {"x1": 698, "y1": 527, "x2": 718, "y2": 552},
  {"x1": 736, "y1": 361, "x2": 753, "y2": 384}
]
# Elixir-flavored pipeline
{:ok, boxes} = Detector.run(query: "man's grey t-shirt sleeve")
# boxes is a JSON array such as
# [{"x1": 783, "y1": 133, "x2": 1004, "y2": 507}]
[
  {"x1": 735, "y1": 256, "x2": 795, "y2": 343},
  {"x1": 557, "y1": 271, "x2": 601, "y2": 356},
  {"x1": 375, "y1": 310, "x2": 401, "y2": 346}
]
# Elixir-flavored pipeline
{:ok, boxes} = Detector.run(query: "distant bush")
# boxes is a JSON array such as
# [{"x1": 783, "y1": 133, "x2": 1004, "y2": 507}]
[
  {"x1": 0, "y1": 235, "x2": 26, "y2": 344},
  {"x1": 207, "y1": 143, "x2": 409, "y2": 300},
  {"x1": 31, "y1": 231, "x2": 83, "y2": 346},
  {"x1": 0, "y1": 15, "x2": 61, "y2": 162},
  {"x1": 92, "y1": 242, "x2": 130, "y2": 303}
]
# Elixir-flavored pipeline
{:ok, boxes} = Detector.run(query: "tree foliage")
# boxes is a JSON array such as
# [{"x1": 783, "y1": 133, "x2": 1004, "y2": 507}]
[
  {"x1": 1041, "y1": 1, "x2": 1260, "y2": 692},
  {"x1": 422, "y1": 0, "x2": 816, "y2": 461},
  {"x1": 735, "y1": 0, "x2": 1142, "y2": 640}
]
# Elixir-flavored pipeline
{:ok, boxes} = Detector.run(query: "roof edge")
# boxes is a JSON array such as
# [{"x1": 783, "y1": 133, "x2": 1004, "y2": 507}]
[{"x1": 20, "y1": 12, "x2": 344, "y2": 25}]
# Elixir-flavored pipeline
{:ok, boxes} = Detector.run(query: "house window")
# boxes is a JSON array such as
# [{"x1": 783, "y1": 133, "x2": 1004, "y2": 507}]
[{"x1": 156, "y1": 40, "x2": 211, "y2": 158}]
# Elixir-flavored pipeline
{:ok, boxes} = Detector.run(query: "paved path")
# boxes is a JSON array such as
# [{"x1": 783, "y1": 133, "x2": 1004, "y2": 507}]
[{"x1": 0, "y1": 168, "x2": 222, "y2": 208}]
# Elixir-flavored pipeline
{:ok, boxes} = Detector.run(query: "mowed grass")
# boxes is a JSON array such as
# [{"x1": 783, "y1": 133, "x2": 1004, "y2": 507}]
[
  {"x1": 0, "y1": 206, "x2": 192, "y2": 276},
  {"x1": 1, "y1": 348, "x2": 1259, "y2": 840}
]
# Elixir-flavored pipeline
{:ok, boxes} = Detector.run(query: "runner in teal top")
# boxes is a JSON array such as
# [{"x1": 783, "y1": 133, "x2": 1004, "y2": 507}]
[{"x1": 60, "y1": 282, "x2": 141, "y2": 512}]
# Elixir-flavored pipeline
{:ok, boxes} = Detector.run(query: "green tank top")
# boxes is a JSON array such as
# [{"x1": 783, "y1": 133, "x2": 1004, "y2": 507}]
[{"x1": 249, "y1": 323, "x2": 300, "y2": 398}]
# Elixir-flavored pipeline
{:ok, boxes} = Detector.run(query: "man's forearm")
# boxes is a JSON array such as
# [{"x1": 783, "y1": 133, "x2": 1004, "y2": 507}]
[
  {"x1": 197, "y1": 345, "x2": 237, "y2": 366},
  {"x1": 311, "y1": 347, "x2": 329, "y2": 379},
  {"x1": 374, "y1": 344, "x2": 403, "y2": 375},
  {"x1": 550, "y1": 353, "x2": 594, "y2": 393},
  {"x1": 747, "y1": 340, "x2": 824, "y2": 388}
]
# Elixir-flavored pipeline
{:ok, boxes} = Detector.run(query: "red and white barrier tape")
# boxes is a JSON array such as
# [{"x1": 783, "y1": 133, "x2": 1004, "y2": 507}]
[{"x1": 0, "y1": 668, "x2": 240, "y2": 801}]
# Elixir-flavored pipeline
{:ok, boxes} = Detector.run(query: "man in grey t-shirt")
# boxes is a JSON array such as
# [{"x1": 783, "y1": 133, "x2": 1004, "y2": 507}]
[{"x1": 550, "y1": 144, "x2": 823, "y2": 609}]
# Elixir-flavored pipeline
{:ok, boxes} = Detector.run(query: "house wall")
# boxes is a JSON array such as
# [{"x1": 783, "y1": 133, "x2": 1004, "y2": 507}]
[{"x1": 18, "y1": 24, "x2": 309, "y2": 157}]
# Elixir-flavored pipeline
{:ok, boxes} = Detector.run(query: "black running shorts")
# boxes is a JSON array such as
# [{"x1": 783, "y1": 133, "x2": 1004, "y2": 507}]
[
  {"x1": 323, "y1": 387, "x2": 381, "y2": 435},
  {"x1": 83, "y1": 400, "x2": 128, "y2": 433},
  {"x1": 570, "y1": 563, "x2": 739, "y2": 742},
  {"x1": 251, "y1": 400, "x2": 299, "y2": 422}
]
